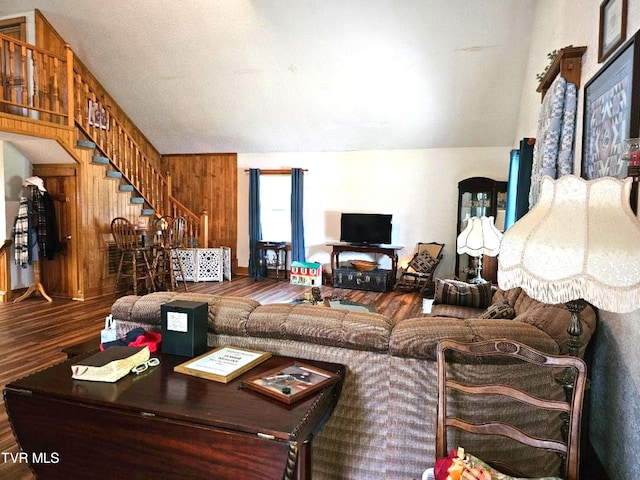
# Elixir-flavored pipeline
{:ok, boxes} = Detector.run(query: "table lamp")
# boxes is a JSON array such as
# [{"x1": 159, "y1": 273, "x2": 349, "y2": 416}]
[
  {"x1": 499, "y1": 175, "x2": 640, "y2": 358},
  {"x1": 456, "y1": 216, "x2": 503, "y2": 284}
]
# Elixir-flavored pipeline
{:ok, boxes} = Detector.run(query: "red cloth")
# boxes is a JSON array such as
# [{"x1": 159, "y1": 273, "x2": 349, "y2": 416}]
[{"x1": 128, "y1": 331, "x2": 162, "y2": 352}]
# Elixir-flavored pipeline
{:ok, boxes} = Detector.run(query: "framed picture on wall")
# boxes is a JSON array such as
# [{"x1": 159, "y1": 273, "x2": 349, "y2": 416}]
[
  {"x1": 582, "y1": 30, "x2": 640, "y2": 180},
  {"x1": 88, "y1": 99, "x2": 109, "y2": 130},
  {"x1": 599, "y1": 0, "x2": 628, "y2": 63}
]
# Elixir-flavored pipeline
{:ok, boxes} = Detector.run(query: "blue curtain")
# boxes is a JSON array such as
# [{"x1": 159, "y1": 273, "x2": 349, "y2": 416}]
[
  {"x1": 248, "y1": 169, "x2": 262, "y2": 277},
  {"x1": 291, "y1": 168, "x2": 306, "y2": 262}
]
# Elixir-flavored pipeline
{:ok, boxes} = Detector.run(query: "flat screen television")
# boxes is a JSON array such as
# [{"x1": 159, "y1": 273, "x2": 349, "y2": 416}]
[{"x1": 340, "y1": 213, "x2": 392, "y2": 245}]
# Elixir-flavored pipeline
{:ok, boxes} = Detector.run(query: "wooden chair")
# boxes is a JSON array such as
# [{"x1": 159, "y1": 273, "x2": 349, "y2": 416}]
[
  {"x1": 152, "y1": 215, "x2": 188, "y2": 291},
  {"x1": 394, "y1": 242, "x2": 444, "y2": 296},
  {"x1": 435, "y1": 339, "x2": 587, "y2": 480},
  {"x1": 111, "y1": 217, "x2": 156, "y2": 296}
]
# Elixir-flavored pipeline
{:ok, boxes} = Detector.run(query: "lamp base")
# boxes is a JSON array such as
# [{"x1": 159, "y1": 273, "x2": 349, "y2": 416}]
[
  {"x1": 555, "y1": 298, "x2": 588, "y2": 402},
  {"x1": 468, "y1": 275, "x2": 488, "y2": 284},
  {"x1": 468, "y1": 256, "x2": 488, "y2": 284}
]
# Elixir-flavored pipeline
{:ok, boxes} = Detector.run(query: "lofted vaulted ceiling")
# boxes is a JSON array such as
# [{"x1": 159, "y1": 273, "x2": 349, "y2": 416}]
[{"x1": 0, "y1": 0, "x2": 536, "y2": 154}]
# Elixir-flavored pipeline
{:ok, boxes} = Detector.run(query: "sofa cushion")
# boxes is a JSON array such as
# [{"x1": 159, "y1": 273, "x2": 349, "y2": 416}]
[
  {"x1": 389, "y1": 317, "x2": 559, "y2": 360},
  {"x1": 480, "y1": 301, "x2": 516, "y2": 320},
  {"x1": 246, "y1": 303, "x2": 393, "y2": 353},
  {"x1": 111, "y1": 292, "x2": 259, "y2": 332},
  {"x1": 434, "y1": 278, "x2": 492, "y2": 309}
]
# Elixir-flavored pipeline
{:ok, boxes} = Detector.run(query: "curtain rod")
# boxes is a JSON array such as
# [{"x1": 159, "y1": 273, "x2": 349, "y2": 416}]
[{"x1": 244, "y1": 168, "x2": 307, "y2": 175}]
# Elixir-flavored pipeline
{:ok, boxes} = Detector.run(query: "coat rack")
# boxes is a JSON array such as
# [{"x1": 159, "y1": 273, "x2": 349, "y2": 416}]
[
  {"x1": 13, "y1": 177, "x2": 53, "y2": 303},
  {"x1": 13, "y1": 260, "x2": 52, "y2": 303}
]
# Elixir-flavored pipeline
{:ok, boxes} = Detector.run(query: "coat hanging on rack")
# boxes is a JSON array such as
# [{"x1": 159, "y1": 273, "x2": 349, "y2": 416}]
[
  {"x1": 32, "y1": 188, "x2": 60, "y2": 260},
  {"x1": 12, "y1": 178, "x2": 54, "y2": 303},
  {"x1": 12, "y1": 196, "x2": 32, "y2": 268}
]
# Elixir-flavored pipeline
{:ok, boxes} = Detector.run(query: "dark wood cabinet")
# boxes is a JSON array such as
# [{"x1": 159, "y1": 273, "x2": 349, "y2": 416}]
[{"x1": 455, "y1": 177, "x2": 507, "y2": 281}]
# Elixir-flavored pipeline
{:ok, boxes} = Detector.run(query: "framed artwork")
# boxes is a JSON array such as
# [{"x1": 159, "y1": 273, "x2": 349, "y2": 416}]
[
  {"x1": 582, "y1": 31, "x2": 640, "y2": 180},
  {"x1": 88, "y1": 99, "x2": 109, "y2": 130},
  {"x1": 598, "y1": 0, "x2": 627, "y2": 63}
]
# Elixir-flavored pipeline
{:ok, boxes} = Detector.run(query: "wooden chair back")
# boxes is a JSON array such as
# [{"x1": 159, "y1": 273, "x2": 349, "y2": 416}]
[
  {"x1": 417, "y1": 241, "x2": 444, "y2": 261},
  {"x1": 169, "y1": 216, "x2": 186, "y2": 248},
  {"x1": 436, "y1": 339, "x2": 587, "y2": 480},
  {"x1": 110, "y1": 217, "x2": 141, "y2": 250}
]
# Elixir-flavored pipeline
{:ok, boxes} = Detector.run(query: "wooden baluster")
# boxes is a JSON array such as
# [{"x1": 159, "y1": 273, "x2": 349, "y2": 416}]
[
  {"x1": 201, "y1": 210, "x2": 209, "y2": 248},
  {"x1": 32, "y1": 51, "x2": 40, "y2": 112},
  {"x1": 52, "y1": 57, "x2": 60, "y2": 118},
  {"x1": 19, "y1": 45, "x2": 27, "y2": 109},
  {"x1": 8, "y1": 42, "x2": 15, "y2": 104},
  {"x1": 42, "y1": 53, "x2": 49, "y2": 115},
  {"x1": 65, "y1": 44, "x2": 74, "y2": 128},
  {"x1": 164, "y1": 172, "x2": 171, "y2": 216}
]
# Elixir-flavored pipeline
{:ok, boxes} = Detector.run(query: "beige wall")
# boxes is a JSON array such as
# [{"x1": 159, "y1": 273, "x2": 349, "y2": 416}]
[{"x1": 237, "y1": 147, "x2": 511, "y2": 276}]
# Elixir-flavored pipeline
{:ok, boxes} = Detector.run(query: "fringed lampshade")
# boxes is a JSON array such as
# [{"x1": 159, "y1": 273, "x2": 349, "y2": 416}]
[
  {"x1": 457, "y1": 216, "x2": 502, "y2": 284},
  {"x1": 499, "y1": 175, "x2": 640, "y2": 356}
]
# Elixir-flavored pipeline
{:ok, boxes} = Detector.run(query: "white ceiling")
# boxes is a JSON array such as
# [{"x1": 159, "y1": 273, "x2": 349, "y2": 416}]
[{"x1": 0, "y1": 0, "x2": 537, "y2": 155}]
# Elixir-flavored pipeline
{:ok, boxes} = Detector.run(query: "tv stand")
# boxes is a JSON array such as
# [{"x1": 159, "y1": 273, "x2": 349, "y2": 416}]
[{"x1": 327, "y1": 242, "x2": 403, "y2": 284}]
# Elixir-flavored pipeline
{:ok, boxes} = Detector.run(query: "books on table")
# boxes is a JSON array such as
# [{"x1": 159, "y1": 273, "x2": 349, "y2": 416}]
[{"x1": 71, "y1": 346, "x2": 150, "y2": 382}]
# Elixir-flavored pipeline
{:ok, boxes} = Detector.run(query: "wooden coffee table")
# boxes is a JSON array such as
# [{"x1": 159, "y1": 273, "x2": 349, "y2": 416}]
[{"x1": 4, "y1": 350, "x2": 344, "y2": 480}]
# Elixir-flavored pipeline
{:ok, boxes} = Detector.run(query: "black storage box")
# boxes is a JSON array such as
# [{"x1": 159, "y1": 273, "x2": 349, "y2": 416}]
[
  {"x1": 332, "y1": 267, "x2": 391, "y2": 292},
  {"x1": 161, "y1": 300, "x2": 208, "y2": 357}
]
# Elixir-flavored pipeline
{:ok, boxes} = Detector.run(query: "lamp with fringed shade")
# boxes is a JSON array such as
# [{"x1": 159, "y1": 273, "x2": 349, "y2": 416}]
[
  {"x1": 457, "y1": 216, "x2": 502, "y2": 284},
  {"x1": 499, "y1": 174, "x2": 640, "y2": 358}
]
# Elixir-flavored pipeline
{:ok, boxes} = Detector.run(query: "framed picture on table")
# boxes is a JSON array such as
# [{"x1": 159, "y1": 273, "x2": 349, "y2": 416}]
[{"x1": 582, "y1": 31, "x2": 640, "y2": 180}]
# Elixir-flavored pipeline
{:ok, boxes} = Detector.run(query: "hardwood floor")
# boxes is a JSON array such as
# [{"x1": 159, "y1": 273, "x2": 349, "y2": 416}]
[{"x1": 0, "y1": 276, "x2": 423, "y2": 479}]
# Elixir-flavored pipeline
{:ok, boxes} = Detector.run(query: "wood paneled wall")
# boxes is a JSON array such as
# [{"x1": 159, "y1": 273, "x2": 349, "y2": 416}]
[
  {"x1": 77, "y1": 149, "x2": 153, "y2": 299},
  {"x1": 161, "y1": 153, "x2": 238, "y2": 269}
]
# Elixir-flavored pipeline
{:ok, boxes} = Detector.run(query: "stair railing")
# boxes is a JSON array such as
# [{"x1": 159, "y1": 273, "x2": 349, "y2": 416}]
[
  {"x1": 0, "y1": 33, "x2": 74, "y2": 127},
  {"x1": 71, "y1": 64, "x2": 206, "y2": 247}
]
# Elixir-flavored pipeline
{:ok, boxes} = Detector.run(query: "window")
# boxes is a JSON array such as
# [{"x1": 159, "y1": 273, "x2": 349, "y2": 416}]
[{"x1": 260, "y1": 174, "x2": 291, "y2": 242}]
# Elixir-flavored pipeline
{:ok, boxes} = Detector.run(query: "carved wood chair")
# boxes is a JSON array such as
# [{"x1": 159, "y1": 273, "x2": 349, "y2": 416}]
[
  {"x1": 152, "y1": 215, "x2": 188, "y2": 291},
  {"x1": 110, "y1": 217, "x2": 156, "y2": 296},
  {"x1": 435, "y1": 339, "x2": 587, "y2": 480},
  {"x1": 394, "y1": 242, "x2": 444, "y2": 296}
]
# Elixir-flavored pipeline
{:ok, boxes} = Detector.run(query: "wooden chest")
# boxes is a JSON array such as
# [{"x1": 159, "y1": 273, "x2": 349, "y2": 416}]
[{"x1": 332, "y1": 267, "x2": 391, "y2": 292}]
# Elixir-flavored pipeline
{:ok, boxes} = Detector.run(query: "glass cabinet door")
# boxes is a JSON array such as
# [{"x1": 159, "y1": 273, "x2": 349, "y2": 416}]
[{"x1": 456, "y1": 177, "x2": 507, "y2": 281}]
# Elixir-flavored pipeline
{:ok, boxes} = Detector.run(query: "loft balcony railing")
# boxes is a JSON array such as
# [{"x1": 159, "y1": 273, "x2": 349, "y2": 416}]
[
  {"x1": 0, "y1": 35, "x2": 73, "y2": 126},
  {"x1": 0, "y1": 33, "x2": 207, "y2": 247}
]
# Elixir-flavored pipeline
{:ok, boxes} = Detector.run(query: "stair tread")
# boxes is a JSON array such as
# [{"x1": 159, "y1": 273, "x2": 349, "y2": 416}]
[
  {"x1": 130, "y1": 197, "x2": 145, "y2": 204},
  {"x1": 92, "y1": 155, "x2": 109, "y2": 164},
  {"x1": 119, "y1": 185, "x2": 134, "y2": 191},
  {"x1": 106, "y1": 171, "x2": 122, "y2": 178},
  {"x1": 77, "y1": 139, "x2": 96, "y2": 149}
]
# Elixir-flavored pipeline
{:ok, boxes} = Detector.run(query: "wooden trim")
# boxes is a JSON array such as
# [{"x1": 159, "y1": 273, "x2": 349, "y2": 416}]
[
  {"x1": 0, "y1": 240, "x2": 12, "y2": 302},
  {"x1": 537, "y1": 46, "x2": 587, "y2": 100}
]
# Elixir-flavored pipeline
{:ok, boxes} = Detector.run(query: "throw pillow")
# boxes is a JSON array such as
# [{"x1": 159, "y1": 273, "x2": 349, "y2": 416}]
[
  {"x1": 480, "y1": 301, "x2": 516, "y2": 319},
  {"x1": 434, "y1": 278, "x2": 492, "y2": 309},
  {"x1": 409, "y1": 250, "x2": 437, "y2": 273}
]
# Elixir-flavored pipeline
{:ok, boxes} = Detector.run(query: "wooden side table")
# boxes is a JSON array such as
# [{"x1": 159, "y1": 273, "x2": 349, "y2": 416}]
[
  {"x1": 255, "y1": 241, "x2": 289, "y2": 280},
  {"x1": 4, "y1": 353, "x2": 345, "y2": 480}
]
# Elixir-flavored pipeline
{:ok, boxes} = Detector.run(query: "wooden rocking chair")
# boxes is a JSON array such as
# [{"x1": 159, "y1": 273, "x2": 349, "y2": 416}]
[{"x1": 394, "y1": 242, "x2": 444, "y2": 296}]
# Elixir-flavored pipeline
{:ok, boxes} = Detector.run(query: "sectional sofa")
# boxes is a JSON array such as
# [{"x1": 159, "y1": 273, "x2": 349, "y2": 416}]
[{"x1": 110, "y1": 284, "x2": 596, "y2": 479}]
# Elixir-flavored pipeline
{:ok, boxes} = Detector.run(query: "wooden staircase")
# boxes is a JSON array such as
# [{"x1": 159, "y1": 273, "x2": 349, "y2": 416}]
[
  {"x1": 78, "y1": 139, "x2": 156, "y2": 219},
  {"x1": 0, "y1": 30, "x2": 208, "y2": 246}
]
